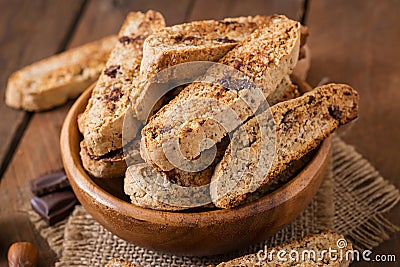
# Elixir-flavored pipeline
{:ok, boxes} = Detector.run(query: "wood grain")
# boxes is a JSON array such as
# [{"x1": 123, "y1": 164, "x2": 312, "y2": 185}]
[
  {"x1": 0, "y1": 0, "x2": 85, "y2": 176},
  {"x1": 306, "y1": 0, "x2": 399, "y2": 266}
]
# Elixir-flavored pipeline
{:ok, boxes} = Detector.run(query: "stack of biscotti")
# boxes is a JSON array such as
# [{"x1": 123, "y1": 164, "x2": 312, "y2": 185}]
[
  {"x1": 124, "y1": 15, "x2": 308, "y2": 210},
  {"x1": 141, "y1": 15, "x2": 302, "y2": 171},
  {"x1": 76, "y1": 11, "x2": 166, "y2": 178},
  {"x1": 216, "y1": 231, "x2": 353, "y2": 267},
  {"x1": 5, "y1": 35, "x2": 117, "y2": 111},
  {"x1": 132, "y1": 15, "x2": 358, "y2": 211},
  {"x1": 4, "y1": 9, "x2": 356, "y2": 213},
  {"x1": 86, "y1": 15, "x2": 274, "y2": 153},
  {"x1": 79, "y1": 14, "x2": 292, "y2": 179},
  {"x1": 106, "y1": 258, "x2": 138, "y2": 267}
]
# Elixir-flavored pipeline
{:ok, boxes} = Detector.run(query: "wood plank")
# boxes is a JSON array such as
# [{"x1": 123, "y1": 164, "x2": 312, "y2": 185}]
[
  {"x1": 188, "y1": 0, "x2": 304, "y2": 21},
  {"x1": 306, "y1": 1, "x2": 399, "y2": 266},
  {"x1": 68, "y1": 0, "x2": 194, "y2": 47},
  {"x1": 0, "y1": 0, "x2": 85, "y2": 176},
  {"x1": 0, "y1": 1, "x2": 192, "y2": 266}
]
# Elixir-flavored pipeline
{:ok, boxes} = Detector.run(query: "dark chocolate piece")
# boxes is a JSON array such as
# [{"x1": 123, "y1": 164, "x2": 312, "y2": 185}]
[
  {"x1": 104, "y1": 65, "x2": 120, "y2": 78},
  {"x1": 30, "y1": 190, "x2": 78, "y2": 226},
  {"x1": 30, "y1": 170, "x2": 70, "y2": 196}
]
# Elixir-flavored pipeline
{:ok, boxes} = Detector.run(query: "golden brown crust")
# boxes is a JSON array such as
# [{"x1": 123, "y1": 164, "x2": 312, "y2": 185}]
[
  {"x1": 141, "y1": 15, "x2": 301, "y2": 171},
  {"x1": 105, "y1": 258, "x2": 139, "y2": 267},
  {"x1": 139, "y1": 15, "x2": 271, "y2": 79},
  {"x1": 216, "y1": 231, "x2": 353, "y2": 266},
  {"x1": 5, "y1": 35, "x2": 117, "y2": 111},
  {"x1": 78, "y1": 11, "x2": 166, "y2": 156},
  {"x1": 80, "y1": 137, "x2": 143, "y2": 179},
  {"x1": 211, "y1": 84, "x2": 359, "y2": 208},
  {"x1": 80, "y1": 142, "x2": 126, "y2": 179}
]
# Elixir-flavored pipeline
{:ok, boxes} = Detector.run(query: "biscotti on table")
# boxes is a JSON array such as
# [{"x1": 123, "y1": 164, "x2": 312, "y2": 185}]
[
  {"x1": 5, "y1": 35, "x2": 117, "y2": 111},
  {"x1": 216, "y1": 231, "x2": 353, "y2": 267}
]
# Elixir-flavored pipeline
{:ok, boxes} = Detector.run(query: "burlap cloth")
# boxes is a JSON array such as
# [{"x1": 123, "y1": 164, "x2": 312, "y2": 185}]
[{"x1": 29, "y1": 136, "x2": 400, "y2": 266}]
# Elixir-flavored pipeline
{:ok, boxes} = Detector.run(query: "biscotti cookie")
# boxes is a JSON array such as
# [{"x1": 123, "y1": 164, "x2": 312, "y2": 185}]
[
  {"x1": 141, "y1": 15, "x2": 301, "y2": 171},
  {"x1": 5, "y1": 35, "x2": 117, "y2": 111},
  {"x1": 80, "y1": 141, "x2": 126, "y2": 179},
  {"x1": 80, "y1": 140, "x2": 142, "y2": 179},
  {"x1": 125, "y1": 164, "x2": 190, "y2": 211},
  {"x1": 244, "y1": 149, "x2": 316, "y2": 204},
  {"x1": 84, "y1": 74, "x2": 296, "y2": 179},
  {"x1": 124, "y1": 138, "x2": 229, "y2": 210},
  {"x1": 211, "y1": 84, "x2": 359, "y2": 208},
  {"x1": 216, "y1": 231, "x2": 353, "y2": 266},
  {"x1": 131, "y1": 15, "x2": 273, "y2": 122},
  {"x1": 77, "y1": 11, "x2": 166, "y2": 156}
]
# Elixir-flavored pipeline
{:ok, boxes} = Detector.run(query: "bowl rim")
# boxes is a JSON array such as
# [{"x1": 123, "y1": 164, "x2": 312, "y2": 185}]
[{"x1": 61, "y1": 85, "x2": 331, "y2": 227}]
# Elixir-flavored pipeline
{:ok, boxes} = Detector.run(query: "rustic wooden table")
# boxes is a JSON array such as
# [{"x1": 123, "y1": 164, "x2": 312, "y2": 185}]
[{"x1": 0, "y1": 0, "x2": 398, "y2": 266}]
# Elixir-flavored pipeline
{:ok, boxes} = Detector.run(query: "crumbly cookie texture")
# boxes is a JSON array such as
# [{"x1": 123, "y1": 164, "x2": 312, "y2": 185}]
[
  {"x1": 124, "y1": 77, "x2": 302, "y2": 210},
  {"x1": 211, "y1": 84, "x2": 359, "y2": 209},
  {"x1": 80, "y1": 139, "x2": 142, "y2": 179},
  {"x1": 78, "y1": 11, "x2": 166, "y2": 156},
  {"x1": 5, "y1": 35, "x2": 117, "y2": 111},
  {"x1": 141, "y1": 15, "x2": 301, "y2": 171},
  {"x1": 139, "y1": 15, "x2": 272, "y2": 79},
  {"x1": 125, "y1": 164, "x2": 191, "y2": 211},
  {"x1": 80, "y1": 141, "x2": 126, "y2": 179},
  {"x1": 82, "y1": 73, "x2": 299, "y2": 180},
  {"x1": 244, "y1": 149, "x2": 316, "y2": 204},
  {"x1": 266, "y1": 75, "x2": 301, "y2": 106},
  {"x1": 124, "y1": 137, "x2": 229, "y2": 211},
  {"x1": 216, "y1": 231, "x2": 353, "y2": 267}
]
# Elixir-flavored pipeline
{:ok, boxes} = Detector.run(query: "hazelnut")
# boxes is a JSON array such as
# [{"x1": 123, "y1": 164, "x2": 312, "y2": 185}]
[{"x1": 7, "y1": 242, "x2": 39, "y2": 267}]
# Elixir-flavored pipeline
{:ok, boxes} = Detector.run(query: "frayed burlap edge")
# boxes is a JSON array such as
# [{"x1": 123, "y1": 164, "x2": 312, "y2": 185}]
[{"x1": 332, "y1": 136, "x2": 400, "y2": 250}]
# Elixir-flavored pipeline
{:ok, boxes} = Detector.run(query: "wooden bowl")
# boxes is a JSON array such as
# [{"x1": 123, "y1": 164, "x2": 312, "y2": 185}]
[{"x1": 60, "y1": 85, "x2": 331, "y2": 256}]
